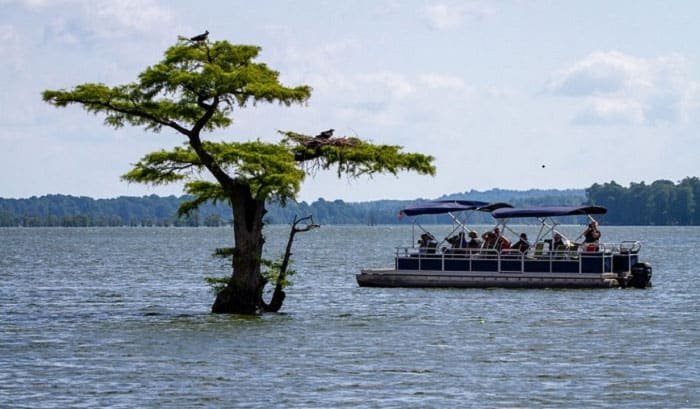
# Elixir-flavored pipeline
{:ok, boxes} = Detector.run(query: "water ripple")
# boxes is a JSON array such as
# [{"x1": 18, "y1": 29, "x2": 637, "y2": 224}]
[{"x1": 0, "y1": 226, "x2": 698, "y2": 408}]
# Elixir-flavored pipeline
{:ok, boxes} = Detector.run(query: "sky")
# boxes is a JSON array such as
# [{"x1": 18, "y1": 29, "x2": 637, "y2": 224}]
[{"x1": 1, "y1": 0, "x2": 699, "y2": 203}]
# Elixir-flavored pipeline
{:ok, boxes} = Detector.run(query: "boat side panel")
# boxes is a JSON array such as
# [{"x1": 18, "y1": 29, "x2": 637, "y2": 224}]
[
  {"x1": 470, "y1": 259, "x2": 499, "y2": 272},
  {"x1": 524, "y1": 260, "x2": 549, "y2": 273},
  {"x1": 581, "y1": 254, "x2": 612, "y2": 273},
  {"x1": 445, "y1": 258, "x2": 470, "y2": 271},
  {"x1": 356, "y1": 270, "x2": 618, "y2": 288},
  {"x1": 551, "y1": 260, "x2": 580, "y2": 273},
  {"x1": 500, "y1": 259, "x2": 522, "y2": 272},
  {"x1": 613, "y1": 254, "x2": 639, "y2": 272}
]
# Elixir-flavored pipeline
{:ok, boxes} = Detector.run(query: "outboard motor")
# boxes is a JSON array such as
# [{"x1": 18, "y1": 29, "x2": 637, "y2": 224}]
[{"x1": 629, "y1": 262, "x2": 652, "y2": 289}]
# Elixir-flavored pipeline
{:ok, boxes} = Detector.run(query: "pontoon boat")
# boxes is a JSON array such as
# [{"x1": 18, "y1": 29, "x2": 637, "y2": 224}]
[{"x1": 356, "y1": 201, "x2": 652, "y2": 289}]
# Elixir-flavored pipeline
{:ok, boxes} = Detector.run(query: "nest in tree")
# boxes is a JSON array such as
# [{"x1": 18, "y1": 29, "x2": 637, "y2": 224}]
[{"x1": 288, "y1": 132, "x2": 358, "y2": 162}]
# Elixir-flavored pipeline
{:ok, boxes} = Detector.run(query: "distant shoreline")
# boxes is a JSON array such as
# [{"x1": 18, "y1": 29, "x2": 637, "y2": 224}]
[{"x1": 2, "y1": 178, "x2": 699, "y2": 226}]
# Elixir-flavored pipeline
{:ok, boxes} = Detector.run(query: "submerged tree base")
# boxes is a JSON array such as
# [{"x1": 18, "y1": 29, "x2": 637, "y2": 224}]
[
  {"x1": 211, "y1": 215, "x2": 317, "y2": 315},
  {"x1": 211, "y1": 283, "x2": 261, "y2": 314},
  {"x1": 211, "y1": 285, "x2": 286, "y2": 314}
]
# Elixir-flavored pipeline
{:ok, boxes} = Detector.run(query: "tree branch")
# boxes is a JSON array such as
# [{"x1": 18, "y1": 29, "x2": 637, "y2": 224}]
[{"x1": 263, "y1": 215, "x2": 319, "y2": 312}]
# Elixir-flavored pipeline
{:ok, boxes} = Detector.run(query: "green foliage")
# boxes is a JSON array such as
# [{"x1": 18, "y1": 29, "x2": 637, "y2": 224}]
[
  {"x1": 205, "y1": 276, "x2": 231, "y2": 295},
  {"x1": 43, "y1": 40, "x2": 311, "y2": 134},
  {"x1": 281, "y1": 131, "x2": 436, "y2": 178},
  {"x1": 44, "y1": 37, "x2": 314, "y2": 216},
  {"x1": 122, "y1": 140, "x2": 305, "y2": 212},
  {"x1": 202, "y1": 140, "x2": 304, "y2": 201},
  {"x1": 179, "y1": 181, "x2": 228, "y2": 217},
  {"x1": 319, "y1": 138, "x2": 435, "y2": 178},
  {"x1": 261, "y1": 257, "x2": 295, "y2": 289},
  {"x1": 121, "y1": 145, "x2": 202, "y2": 185},
  {"x1": 213, "y1": 247, "x2": 235, "y2": 258},
  {"x1": 207, "y1": 250, "x2": 293, "y2": 291}
]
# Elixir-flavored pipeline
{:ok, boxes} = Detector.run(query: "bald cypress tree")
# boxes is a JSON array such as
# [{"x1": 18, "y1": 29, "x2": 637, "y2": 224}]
[{"x1": 43, "y1": 36, "x2": 435, "y2": 314}]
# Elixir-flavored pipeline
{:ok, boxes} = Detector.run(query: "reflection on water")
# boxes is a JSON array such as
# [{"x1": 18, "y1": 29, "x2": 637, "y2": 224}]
[{"x1": 1, "y1": 226, "x2": 698, "y2": 408}]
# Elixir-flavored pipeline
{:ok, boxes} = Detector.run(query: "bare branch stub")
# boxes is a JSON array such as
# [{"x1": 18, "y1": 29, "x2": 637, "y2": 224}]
[
  {"x1": 262, "y1": 214, "x2": 320, "y2": 313},
  {"x1": 292, "y1": 215, "x2": 320, "y2": 233}
]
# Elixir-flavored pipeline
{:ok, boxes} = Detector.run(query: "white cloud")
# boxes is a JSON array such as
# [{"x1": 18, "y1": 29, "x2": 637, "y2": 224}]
[
  {"x1": 546, "y1": 51, "x2": 699, "y2": 125},
  {"x1": 358, "y1": 71, "x2": 415, "y2": 98},
  {"x1": 574, "y1": 98, "x2": 645, "y2": 125},
  {"x1": 0, "y1": 24, "x2": 23, "y2": 69},
  {"x1": 283, "y1": 39, "x2": 362, "y2": 77},
  {"x1": 4, "y1": 0, "x2": 76, "y2": 9},
  {"x1": 425, "y1": 3, "x2": 462, "y2": 30},
  {"x1": 546, "y1": 51, "x2": 651, "y2": 96},
  {"x1": 424, "y1": 1, "x2": 495, "y2": 30},
  {"x1": 96, "y1": 0, "x2": 173, "y2": 33},
  {"x1": 418, "y1": 73, "x2": 467, "y2": 90},
  {"x1": 308, "y1": 70, "x2": 479, "y2": 130},
  {"x1": 7, "y1": 0, "x2": 174, "y2": 45}
]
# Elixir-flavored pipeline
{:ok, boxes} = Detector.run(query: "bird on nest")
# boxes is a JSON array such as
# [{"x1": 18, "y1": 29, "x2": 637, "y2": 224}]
[
  {"x1": 189, "y1": 30, "x2": 209, "y2": 42},
  {"x1": 315, "y1": 129, "x2": 334, "y2": 139}
]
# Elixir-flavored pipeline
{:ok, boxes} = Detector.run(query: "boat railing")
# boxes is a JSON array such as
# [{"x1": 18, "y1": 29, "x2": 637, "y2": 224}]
[{"x1": 396, "y1": 240, "x2": 640, "y2": 274}]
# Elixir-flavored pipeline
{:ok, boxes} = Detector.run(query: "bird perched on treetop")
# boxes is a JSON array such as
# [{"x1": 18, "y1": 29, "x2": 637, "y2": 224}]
[
  {"x1": 315, "y1": 129, "x2": 334, "y2": 139},
  {"x1": 190, "y1": 30, "x2": 209, "y2": 42}
]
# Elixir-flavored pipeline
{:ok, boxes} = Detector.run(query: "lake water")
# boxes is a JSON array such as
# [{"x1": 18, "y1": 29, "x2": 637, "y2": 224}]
[{"x1": 1, "y1": 225, "x2": 698, "y2": 408}]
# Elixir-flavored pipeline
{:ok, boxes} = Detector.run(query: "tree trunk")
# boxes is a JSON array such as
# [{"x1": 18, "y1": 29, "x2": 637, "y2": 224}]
[{"x1": 211, "y1": 190, "x2": 266, "y2": 314}]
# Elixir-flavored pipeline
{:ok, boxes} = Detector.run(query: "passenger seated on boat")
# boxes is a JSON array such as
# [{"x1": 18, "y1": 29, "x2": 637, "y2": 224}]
[
  {"x1": 481, "y1": 231, "x2": 497, "y2": 249},
  {"x1": 552, "y1": 233, "x2": 569, "y2": 250},
  {"x1": 552, "y1": 233, "x2": 570, "y2": 258},
  {"x1": 418, "y1": 233, "x2": 438, "y2": 255},
  {"x1": 446, "y1": 232, "x2": 468, "y2": 255},
  {"x1": 493, "y1": 227, "x2": 511, "y2": 252},
  {"x1": 512, "y1": 233, "x2": 530, "y2": 254},
  {"x1": 482, "y1": 229, "x2": 510, "y2": 253},
  {"x1": 497, "y1": 235, "x2": 511, "y2": 252},
  {"x1": 581, "y1": 221, "x2": 601, "y2": 251},
  {"x1": 467, "y1": 231, "x2": 482, "y2": 249},
  {"x1": 446, "y1": 231, "x2": 467, "y2": 247}
]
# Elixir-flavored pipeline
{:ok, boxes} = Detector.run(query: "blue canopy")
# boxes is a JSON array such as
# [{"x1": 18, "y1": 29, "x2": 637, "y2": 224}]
[
  {"x1": 400, "y1": 200, "x2": 512, "y2": 217},
  {"x1": 491, "y1": 205, "x2": 607, "y2": 219}
]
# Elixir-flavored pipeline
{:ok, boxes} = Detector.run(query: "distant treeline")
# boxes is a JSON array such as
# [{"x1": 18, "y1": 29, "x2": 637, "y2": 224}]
[
  {"x1": 0, "y1": 189, "x2": 584, "y2": 227},
  {"x1": 586, "y1": 177, "x2": 700, "y2": 225},
  {"x1": 1, "y1": 178, "x2": 698, "y2": 226}
]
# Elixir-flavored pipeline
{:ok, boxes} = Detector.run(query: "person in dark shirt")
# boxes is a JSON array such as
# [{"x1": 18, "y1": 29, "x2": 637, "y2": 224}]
[
  {"x1": 583, "y1": 221, "x2": 601, "y2": 243},
  {"x1": 467, "y1": 231, "x2": 482, "y2": 249},
  {"x1": 553, "y1": 233, "x2": 568, "y2": 250},
  {"x1": 581, "y1": 221, "x2": 601, "y2": 251},
  {"x1": 418, "y1": 233, "x2": 437, "y2": 254},
  {"x1": 512, "y1": 233, "x2": 530, "y2": 254}
]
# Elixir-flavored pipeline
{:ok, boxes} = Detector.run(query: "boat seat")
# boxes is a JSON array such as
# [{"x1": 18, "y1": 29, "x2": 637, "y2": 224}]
[
  {"x1": 568, "y1": 242, "x2": 580, "y2": 259},
  {"x1": 533, "y1": 242, "x2": 545, "y2": 258}
]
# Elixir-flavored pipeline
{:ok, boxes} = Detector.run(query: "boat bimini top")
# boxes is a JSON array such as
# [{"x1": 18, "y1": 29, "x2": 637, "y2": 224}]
[
  {"x1": 491, "y1": 205, "x2": 607, "y2": 246},
  {"x1": 491, "y1": 205, "x2": 607, "y2": 219},
  {"x1": 399, "y1": 200, "x2": 512, "y2": 217},
  {"x1": 400, "y1": 200, "x2": 513, "y2": 248}
]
